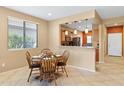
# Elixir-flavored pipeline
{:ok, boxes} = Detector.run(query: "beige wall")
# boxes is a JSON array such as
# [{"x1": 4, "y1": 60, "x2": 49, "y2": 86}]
[
  {"x1": 59, "y1": 46, "x2": 96, "y2": 72},
  {"x1": 0, "y1": 7, "x2": 48, "y2": 72},
  {"x1": 99, "y1": 24, "x2": 105, "y2": 63},
  {"x1": 92, "y1": 24, "x2": 99, "y2": 48},
  {"x1": 93, "y1": 11, "x2": 104, "y2": 63},
  {"x1": 48, "y1": 10, "x2": 98, "y2": 72}
]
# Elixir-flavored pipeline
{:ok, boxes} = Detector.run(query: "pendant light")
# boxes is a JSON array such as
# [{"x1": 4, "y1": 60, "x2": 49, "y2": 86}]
[
  {"x1": 73, "y1": 21, "x2": 78, "y2": 34},
  {"x1": 74, "y1": 29, "x2": 77, "y2": 34},
  {"x1": 64, "y1": 22, "x2": 69, "y2": 35},
  {"x1": 65, "y1": 30, "x2": 68, "y2": 35},
  {"x1": 85, "y1": 19, "x2": 88, "y2": 34}
]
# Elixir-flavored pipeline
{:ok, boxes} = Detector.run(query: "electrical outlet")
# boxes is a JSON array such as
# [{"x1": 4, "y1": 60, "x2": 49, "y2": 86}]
[{"x1": 2, "y1": 63, "x2": 5, "y2": 67}]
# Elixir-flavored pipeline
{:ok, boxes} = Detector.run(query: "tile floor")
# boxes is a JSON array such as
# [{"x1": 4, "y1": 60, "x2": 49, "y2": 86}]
[{"x1": 0, "y1": 56, "x2": 124, "y2": 86}]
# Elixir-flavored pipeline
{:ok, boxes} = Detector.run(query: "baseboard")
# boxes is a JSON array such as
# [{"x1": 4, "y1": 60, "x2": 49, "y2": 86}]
[{"x1": 67, "y1": 65, "x2": 96, "y2": 72}]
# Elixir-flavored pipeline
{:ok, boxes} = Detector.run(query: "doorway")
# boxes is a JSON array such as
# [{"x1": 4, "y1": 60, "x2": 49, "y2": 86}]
[
  {"x1": 108, "y1": 33, "x2": 122, "y2": 56},
  {"x1": 107, "y1": 26, "x2": 123, "y2": 57}
]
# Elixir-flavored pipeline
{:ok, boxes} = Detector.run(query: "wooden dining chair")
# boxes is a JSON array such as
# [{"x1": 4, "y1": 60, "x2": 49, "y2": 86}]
[
  {"x1": 41, "y1": 48, "x2": 51, "y2": 54},
  {"x1": 41, "y1": 48, "x2": 53, "y2": 57},
  {"x1": 56, "y1": 50, "x2": 69, "y2": 77},
  {"x1": 26, "y1": 51, "x2": 31, "y2": 58},
  {"x1": 40, "y1": 56, "x2": 57, "y2": 85},
  {"x1": 25, "y1": 51, "x2": 41, "y2": 82}
]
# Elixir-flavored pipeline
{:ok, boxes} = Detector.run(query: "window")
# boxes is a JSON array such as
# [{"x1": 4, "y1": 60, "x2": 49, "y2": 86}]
[
  {"x1": 8, "y1": 17, "x2": 24, "y2": 49},
  {"x1": 8, "y1": 17, "x2": 38, "y2": 49},
  {"x1": 25, "y1": 22, "x2": 37, "y2": 48}
]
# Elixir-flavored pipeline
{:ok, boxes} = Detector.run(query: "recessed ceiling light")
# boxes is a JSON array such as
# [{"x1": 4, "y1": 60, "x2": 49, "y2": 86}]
[{"x1": 48, "y1": 13, "x2": 52, "y2": 16}]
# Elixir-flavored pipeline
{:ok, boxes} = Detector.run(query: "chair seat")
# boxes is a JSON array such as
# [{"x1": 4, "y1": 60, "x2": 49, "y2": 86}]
[
  {"x1": 57, "y1": 62, "x2": 66, "y2": 66},
  {"x1": 31, "y1": 63, "x2": 40, "y2": 68}
]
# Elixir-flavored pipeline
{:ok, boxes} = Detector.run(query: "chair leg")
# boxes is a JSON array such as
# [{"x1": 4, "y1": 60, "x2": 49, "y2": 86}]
[
  {"x1": 61, "y1": 66, "x2": 64, "y2": 73},
  {"x1": 63, "y1": 66, "x2": 68, "y2": 77},
  {"x1": 54, "y1": 79, "x2": 57, "y2": 86},
  {"x1": 56, "y1": 66, "x2": 59, "y2": 72},
  {"x1": 27, "y1": 68, "x2": 32, "y2": 82},
  {"x1": 40, "y1": 70, "x2": 43, "y2": 81},
  {"x1": 54, "y1": 73, "x2": 57, "y2": 86}
]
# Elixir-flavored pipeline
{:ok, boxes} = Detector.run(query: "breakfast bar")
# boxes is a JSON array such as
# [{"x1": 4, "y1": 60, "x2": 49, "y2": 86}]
[{"x1": 59, "y1": 46, "x2": 96, "y2": 72}]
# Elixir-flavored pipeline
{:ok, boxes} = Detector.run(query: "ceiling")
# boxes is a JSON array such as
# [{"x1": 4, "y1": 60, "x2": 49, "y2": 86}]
[
  {"x1": 62, "y1": 19, "x2": 93, "y2": 32},
  {"x1": 5, "y1": 6, "x2": 124, "y2": 21}
]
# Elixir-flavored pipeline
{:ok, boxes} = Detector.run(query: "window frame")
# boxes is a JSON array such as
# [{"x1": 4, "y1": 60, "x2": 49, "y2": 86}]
[{"x1": 7, "y1": 16, "x2": 38, "y2": 50}]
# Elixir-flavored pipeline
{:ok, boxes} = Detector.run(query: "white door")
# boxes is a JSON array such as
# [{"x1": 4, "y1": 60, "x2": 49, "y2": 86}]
[{"x1": 108, "y1": 33, "x2": 122, "y2": 56}]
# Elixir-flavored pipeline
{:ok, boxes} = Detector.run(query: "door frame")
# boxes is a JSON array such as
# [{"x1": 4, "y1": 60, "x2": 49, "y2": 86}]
[{"x1": 106, "y1": 25, "x2": 123, "y2": 56}]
